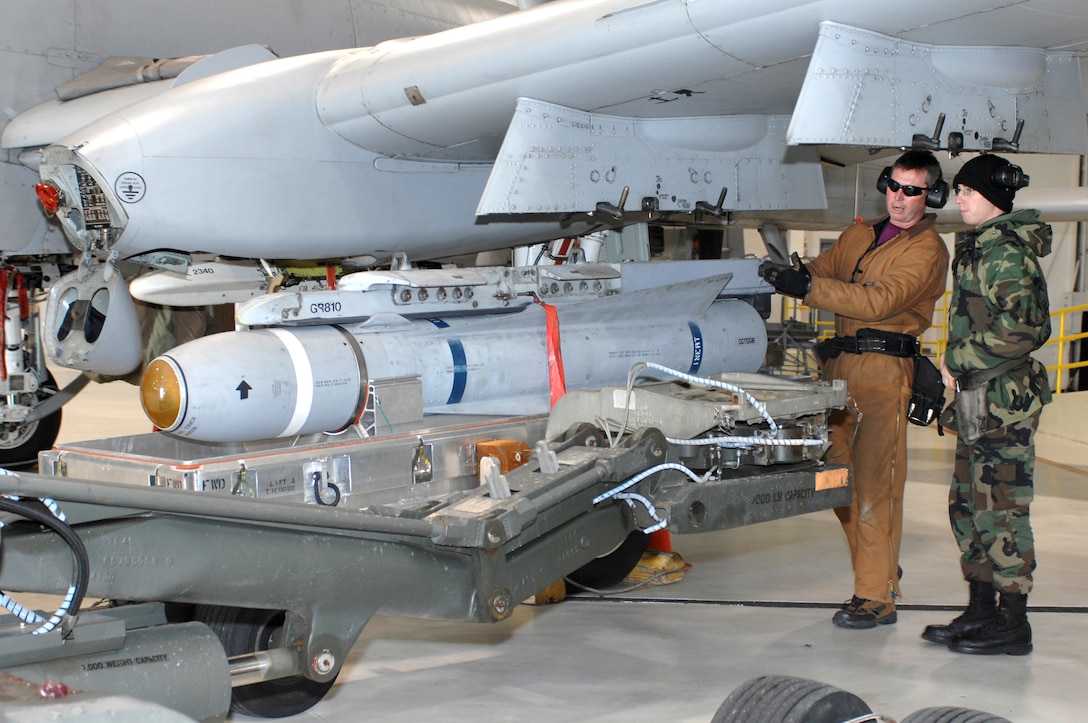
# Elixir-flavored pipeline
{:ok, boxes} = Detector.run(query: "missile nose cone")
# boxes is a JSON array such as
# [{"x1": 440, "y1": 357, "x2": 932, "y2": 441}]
[
  {"x1": 139, "y1": 327, "x2": 368, "y2": 442},
  {"x1": 141, "y1": 357, "x2": 185, "y2": 431}
]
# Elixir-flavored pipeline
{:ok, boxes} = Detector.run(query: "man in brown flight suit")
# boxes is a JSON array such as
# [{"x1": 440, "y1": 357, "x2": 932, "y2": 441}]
[{"x1": 759, "y1": 150, "x2": 950, "y2": 628}]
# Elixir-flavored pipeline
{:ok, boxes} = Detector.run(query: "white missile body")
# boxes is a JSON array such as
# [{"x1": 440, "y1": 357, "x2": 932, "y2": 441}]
[{"x1": 143, "y1": 275, "x2": 766, "y2": 442}]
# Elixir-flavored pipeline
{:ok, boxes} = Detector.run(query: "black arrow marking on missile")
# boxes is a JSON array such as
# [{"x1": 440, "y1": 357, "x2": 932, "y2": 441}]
[{"x1": 237, "y1": 381, "x2": 252, "y2": 400}]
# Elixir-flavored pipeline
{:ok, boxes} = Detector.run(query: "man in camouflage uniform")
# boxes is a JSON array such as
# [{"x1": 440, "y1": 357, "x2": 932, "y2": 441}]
[
  {"x1": 923, "y1": 153, "x2": 1051, "y2": 655},
  {"x1": 759, "y1": 150, "x2": 950, "y2": 629}
]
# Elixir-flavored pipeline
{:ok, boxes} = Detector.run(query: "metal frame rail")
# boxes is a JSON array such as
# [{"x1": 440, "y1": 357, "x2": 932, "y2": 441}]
[{"x1": 0, "y1": 425, "x2": 850, "y2": 716}]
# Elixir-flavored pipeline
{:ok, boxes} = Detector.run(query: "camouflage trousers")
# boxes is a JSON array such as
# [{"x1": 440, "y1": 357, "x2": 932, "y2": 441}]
[{"x1": 949, "y1": 414, "x2": 1039, "y2": 594}]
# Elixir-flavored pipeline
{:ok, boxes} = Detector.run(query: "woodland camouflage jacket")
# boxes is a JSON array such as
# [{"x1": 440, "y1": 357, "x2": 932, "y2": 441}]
[{"x1": 945, "y1": 208, "x2": 1053, "y2": 426}]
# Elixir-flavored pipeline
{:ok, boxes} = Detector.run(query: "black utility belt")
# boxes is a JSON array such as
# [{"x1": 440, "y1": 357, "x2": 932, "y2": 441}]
[
  {"x1": 957, "y1": 357, "x2": 1030, "y2": 391},
  {"x1": 815, "y1": 328, "x2": 919, "y2": 361}
]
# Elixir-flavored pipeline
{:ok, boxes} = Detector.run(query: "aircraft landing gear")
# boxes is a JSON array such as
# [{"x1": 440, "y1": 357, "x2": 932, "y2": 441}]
[
  {"x1": 0, "y1": 264, "x2": 72, "y2": 468},
  {"x1": 0, "y1": 373, "x2": 62, "y2": 468}
]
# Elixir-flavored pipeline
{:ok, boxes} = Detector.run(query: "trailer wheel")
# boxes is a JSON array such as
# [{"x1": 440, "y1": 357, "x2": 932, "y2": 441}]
[
  {"x1": 901, "y1": 707, "x2": 1012, "y2": 723},
  {"x1": 195, "y1": 605, "x2": 337, "y2": 718},
  {"x1": 565, "y1": 531, "x2": 649, "y2": 590},
  {"x1": 713, "y1": 675, "x2": 872, "y2": 723},
  {"x1": 0, "y1": 373, "x2": 62, "y2": 469}
]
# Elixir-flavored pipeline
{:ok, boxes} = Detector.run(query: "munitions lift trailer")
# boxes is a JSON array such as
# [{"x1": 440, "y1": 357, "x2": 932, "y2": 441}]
[{"x1": 0, "y1": 373, "x2": 850, "y2": 721}]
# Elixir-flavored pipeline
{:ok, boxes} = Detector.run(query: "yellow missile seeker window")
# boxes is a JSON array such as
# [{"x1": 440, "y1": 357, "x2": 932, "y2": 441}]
[{"x1": 141, "y1": 358, "x2": 184, "y2": 431}]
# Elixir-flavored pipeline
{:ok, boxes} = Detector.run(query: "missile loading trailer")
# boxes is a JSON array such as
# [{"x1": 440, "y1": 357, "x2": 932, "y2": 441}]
[{"x1": 0, "y1": 370, "x2": 849, "y2": 720}]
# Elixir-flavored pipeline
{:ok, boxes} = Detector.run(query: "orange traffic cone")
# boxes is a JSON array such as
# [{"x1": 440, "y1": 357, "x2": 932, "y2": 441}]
[{"x1": 648, "y1": 529, "x2": 672, "y2": 552}]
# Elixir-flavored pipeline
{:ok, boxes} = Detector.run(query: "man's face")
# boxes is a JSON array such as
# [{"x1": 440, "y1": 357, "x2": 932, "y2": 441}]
[
  {"x1": 954, "y1": 184, "x2": 1003, "y2": 227},
  {"x1": 885, "y1": 166, "x2": 930, "y2": 229}
]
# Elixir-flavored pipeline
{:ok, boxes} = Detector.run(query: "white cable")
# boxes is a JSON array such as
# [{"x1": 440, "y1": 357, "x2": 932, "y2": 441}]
[
  {"x1": 0, "y1": 494, "x2": 79, "y2": 635},
  {"x1": 0, "y1": 592, "x2": 45, "y2": 624},
  {"x1": 666, "y1": 434, "x2": 826, "y2": 448},
  {"x1": 636, "y1": 362, "x2": 779, "y2": 432},
  {"x1": 612, "y1": 492, "x2": 668, "y2": 534},
  {"x1": 625, "y1": 362, "x2": 829, "y2": 450},
  {"x1": 32, "y1": 586, "x2": 77, "y2": 635},
  {"x1": 38, "y1": 496, "x2": 66, "y2": 522},
  {"x1": 0, "y1": 521, "x2": 30, "y2": 622},
  {"x1": 591, "y1": 462, "x2": 703, "y2": 534},
  {"x1": 592, "y1": 462, "x2": 704, "y2": 505}
]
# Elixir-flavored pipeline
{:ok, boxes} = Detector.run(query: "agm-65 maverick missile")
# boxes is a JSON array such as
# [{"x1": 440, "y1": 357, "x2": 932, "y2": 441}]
[{"x1": 140, "y1": 272, "x2": 767, "y2": 443}]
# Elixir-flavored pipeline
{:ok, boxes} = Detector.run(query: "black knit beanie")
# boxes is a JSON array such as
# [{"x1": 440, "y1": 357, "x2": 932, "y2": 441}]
[{"x1": 953, "y1": 155, "x2": 1016, "y2": 213}]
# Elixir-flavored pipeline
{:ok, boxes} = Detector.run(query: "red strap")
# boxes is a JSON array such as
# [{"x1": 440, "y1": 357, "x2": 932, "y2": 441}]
[
  {"x1": 535, "y1": 298, "x2": 566, "y2": 407},
  {"x1": 16, "y1": 273, "x2": 29, "y2": 319},
  {"x1": 326, "y1": 264, "x2": 337, "y2": 290},
  {"x1": 0, "y1": 268, "x2": 8, "y2": 381}
]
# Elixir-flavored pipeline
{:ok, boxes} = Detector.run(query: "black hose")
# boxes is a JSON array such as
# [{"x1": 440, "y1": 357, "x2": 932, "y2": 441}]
[{"x1": 0, "y1": 496, "x2": 90, "y2": 628}]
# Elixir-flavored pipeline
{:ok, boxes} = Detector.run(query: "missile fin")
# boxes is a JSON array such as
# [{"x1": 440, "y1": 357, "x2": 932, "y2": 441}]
[
  {"x1": 356, "y1": 313, "x2": 416, "y2": 330},
  {"x1": 555, "y1": 273, "x2": 732, "y2": 325}
]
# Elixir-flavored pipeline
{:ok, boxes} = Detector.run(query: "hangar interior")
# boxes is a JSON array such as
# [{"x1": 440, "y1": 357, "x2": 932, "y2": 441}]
[{"x1": 4, "y1": 1, "x2": 1088, "y2": 720}]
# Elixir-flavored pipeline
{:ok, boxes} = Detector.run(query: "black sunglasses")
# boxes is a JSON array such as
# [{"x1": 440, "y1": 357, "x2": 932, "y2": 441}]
[{"x1": 885, "y1": 178, "x2": 929, "y2": 197}]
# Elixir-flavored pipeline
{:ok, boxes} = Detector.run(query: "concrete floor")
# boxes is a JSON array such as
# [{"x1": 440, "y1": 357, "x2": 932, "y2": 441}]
[{"x1": 43, "y1": 373, "x2": 1088, "y2": 722}]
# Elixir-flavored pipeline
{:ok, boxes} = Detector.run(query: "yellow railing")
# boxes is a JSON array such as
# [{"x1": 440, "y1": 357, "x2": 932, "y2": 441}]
[
  {"x1": 1046, "y1": 301, "x2": 1088, "y2": 394},
  {"x1": 781, "y1": 293, "x2": 1088, "y2": 394}
]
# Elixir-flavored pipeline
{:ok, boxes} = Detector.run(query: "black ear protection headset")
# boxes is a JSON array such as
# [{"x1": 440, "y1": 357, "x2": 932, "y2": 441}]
[
  {"x1": 990, "y1": 162, "x2": 1030, "y2": 191},
  {"x1": 876, "y1": 166, "x2": 950, "y2": 209}
]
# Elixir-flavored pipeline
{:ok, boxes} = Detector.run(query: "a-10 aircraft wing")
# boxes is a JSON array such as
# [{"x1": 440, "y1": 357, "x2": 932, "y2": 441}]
[{"x1": 13, "y1": 0, "x2": 1088, "y2": 267}]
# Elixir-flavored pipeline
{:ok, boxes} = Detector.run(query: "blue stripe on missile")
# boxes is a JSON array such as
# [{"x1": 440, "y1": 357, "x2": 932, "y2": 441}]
[
  {"x1": 446, "y1": 340, "x2": 468, "y2": 404},
  {"x1": 687, "y1": 321, "x2": 704, "y2": 375},
  {"x1": 428, "y1": 319, "x2": 467, "y2": 404}
]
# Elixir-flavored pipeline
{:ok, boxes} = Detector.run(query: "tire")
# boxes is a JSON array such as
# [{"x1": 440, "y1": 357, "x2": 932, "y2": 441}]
[
  {"x1": 0, "y1": 373, "x2": 62, "y2": 469},
  {"x1": 194, "y1": 605, "x2": 336, "y2": 718},
  {"x1": 713, "y1": 675, "x2": 872, "y2": 723},
  {"x1": 565, "y1": 531, "x2": 650, "y2": 590},
  {"x1": 901, "y1": 707, "x2": 1013, "y2": 723}
]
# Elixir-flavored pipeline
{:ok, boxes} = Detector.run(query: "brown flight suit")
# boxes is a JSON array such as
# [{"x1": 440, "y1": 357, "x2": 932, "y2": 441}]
[{"x1": 805, "y1": 215, "x2": 948, "y2": 604}]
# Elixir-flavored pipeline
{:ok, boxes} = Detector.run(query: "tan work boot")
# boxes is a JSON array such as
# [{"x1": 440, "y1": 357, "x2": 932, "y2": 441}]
[{"x1": 832, "y1": 597, "x2": 897, "y2": 629}]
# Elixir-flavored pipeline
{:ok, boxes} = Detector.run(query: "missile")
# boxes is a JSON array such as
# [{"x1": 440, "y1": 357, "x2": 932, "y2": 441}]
[{"x1": 140, "y1": 275, "x2": 767, "y2": 442}]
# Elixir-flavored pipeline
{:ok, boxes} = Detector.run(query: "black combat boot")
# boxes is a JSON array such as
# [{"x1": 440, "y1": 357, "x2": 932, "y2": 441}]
[
  {"x1": 921, "y1": 579, "x2": 996, "y2": 645},
  {"x1": 949, "y1": 591, "x2": 1032, "y2": 655}
]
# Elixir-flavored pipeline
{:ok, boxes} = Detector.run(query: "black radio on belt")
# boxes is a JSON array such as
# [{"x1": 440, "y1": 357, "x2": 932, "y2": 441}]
[
  {"x1": 814, "y1": 328, "x2": 943, "y2": 427},
  {"x1": 907, "y1": 355, "x2": 945, "y2": 427}
]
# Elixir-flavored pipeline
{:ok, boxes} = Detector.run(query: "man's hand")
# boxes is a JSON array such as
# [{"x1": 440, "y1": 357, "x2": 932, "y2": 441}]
[
  {"x1": 939, "y1": 354, "x2": 957, "y2": 390},
  {"x1": 758, "y1": 253, "x2": 811, "y2": 298}
]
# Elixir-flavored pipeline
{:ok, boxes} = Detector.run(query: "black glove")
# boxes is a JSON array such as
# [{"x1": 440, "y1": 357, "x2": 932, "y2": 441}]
[{"x1": 758, "y1": 253, "x2": 811, "y2": 298}]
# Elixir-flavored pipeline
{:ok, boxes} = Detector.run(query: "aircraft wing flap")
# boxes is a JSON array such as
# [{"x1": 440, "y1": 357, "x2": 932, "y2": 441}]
[
  {"x1": 478, "y1": 98, "x2": 827, "y2": 216},
  {"x1": 788, "y1": 22, "x2": 1088, "y2": 154},
  {"x1": 3, "y1": 45, "x2": 281, "y2": 153},
  {"x1": 54, "y1": 45, "x2": 278, "y2": 101}
]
